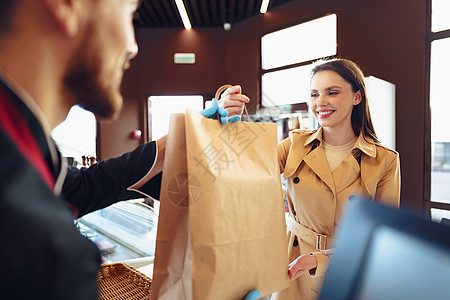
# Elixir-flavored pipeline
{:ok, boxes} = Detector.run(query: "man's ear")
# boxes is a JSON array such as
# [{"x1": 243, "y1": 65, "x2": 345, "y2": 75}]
[
  {"x1": 42, "y1": 0, "x2": 82, "y2": 36},
  {"x1": 353, "y1": 90, "x2": 362, "y2": 106}
]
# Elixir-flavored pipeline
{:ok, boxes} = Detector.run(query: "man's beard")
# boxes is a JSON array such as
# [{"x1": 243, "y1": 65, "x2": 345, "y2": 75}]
[{"x1": 63, "y1": 23, "x2": 123, "y2": 120}]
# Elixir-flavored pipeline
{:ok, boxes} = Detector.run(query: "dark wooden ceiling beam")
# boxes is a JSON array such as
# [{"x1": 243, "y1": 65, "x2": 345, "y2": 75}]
[
  {"x1": 169, "y1": 0, "x2": 183, "y2": 27},
  {"x1": 199, "y1": 0, "x2": 211, "y2": 27},
  {"x1": 135, "y1": 0, "x2": 294, "y2": 28},
  {"x1": 152, "y1": 1, "x2": 168, "y2": 26},
  {"x1": 210, "y1": 0, "x2": 220, "y2": 26},
  {"x1": 187, "y1": 0, "x2": 203, "y2": 27},
  {"x1": 237, "y1": 0, "x2": 246, "y2": 20},
  {"x1": 219, "y1": 0, "x2": 227, "y2": 25},
  {"x1": 253, "y1": 0, "x2": 260, "y2": 15},
  {"x1": 243, "y1": 0, "x2": 254, "y2": 18},
  {"x1": 141, "y1": 0, "x2": 163, "y2": 27},
  {"x1": 133, "y1": 10, "x2": 144, "y2": 27},
  {"x1": 228, "y1": 0, "x2": 236, "y2": 24},
  {"x1": 158, "y1": 0, "x2": 179, "y2": 27}
]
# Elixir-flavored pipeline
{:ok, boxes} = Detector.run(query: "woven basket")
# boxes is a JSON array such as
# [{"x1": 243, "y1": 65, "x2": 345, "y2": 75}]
[{"x1": 97, "y1": 262, "x2": 152, "y2": 300}]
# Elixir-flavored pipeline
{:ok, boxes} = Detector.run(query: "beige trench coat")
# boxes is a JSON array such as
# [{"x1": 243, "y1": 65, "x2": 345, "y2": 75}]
[{"x1": 272, "y1": 128, "x2": 400, "y2": 300}]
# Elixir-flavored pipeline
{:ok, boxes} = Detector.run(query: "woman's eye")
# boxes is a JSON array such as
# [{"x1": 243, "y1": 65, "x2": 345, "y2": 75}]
[
  {"x1": 329, "y1": 91, "x2": 338, "y2": 96},
  {"x1": 310, "y1": 93, "x2": 318, "y2": 98}
]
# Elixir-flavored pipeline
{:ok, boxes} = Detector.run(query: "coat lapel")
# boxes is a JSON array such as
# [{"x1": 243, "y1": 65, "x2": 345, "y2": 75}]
[
  {"x1": 284, "y1": 128, "x2": 336, "y2": 193},
  {"x1": 303, "y1": 145, "x2": 336, "y2": 193},
  {"x1": 283, "y1": 129, "x2": 379, "y2": 197},
  {"x1": 283, "y1": 130, "x2": 317, "y2": 178},
  {"x1": 302, "y1": 128, "x2": 336, "y2": 193},
  {"x1": 332, "y1": 153, "x2": 361, "y2": 193}
]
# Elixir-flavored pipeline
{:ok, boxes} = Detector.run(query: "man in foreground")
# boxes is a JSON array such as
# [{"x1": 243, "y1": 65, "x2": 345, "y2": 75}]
[{"x1": 0, "y1": 0, "x2": 249, "y2": 298}]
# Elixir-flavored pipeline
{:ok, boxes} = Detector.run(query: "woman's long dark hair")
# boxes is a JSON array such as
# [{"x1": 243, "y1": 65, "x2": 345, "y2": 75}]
[{"x1": 311, "y1": 58, "x2": 380, "y2": 144}]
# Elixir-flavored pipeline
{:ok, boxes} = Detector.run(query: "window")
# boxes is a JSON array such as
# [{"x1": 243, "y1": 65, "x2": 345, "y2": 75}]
[
  {"x1": 427, "y1": 0, "x2": 450, "y2": 222},
  {"x1": 52, "y1": 105, "x2": 96, "y2": 166},
  {"x1": 260, "y1": 14, "x2": 337, "y2": 109},
  {"x1": 148, "y1": 95, "x2": 204, "y2": 140},
  {"x1": 431, "y1": 0, "x2": 450, "y2": 33}
]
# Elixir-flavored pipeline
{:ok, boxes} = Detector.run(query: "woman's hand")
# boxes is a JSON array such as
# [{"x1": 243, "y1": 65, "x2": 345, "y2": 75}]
[
  {"x1": 243, "y1": 290, "x2": 261, "y2": 300},
  {"x1": 218, "y1": 85, "x2": 250, "y2": 118},
  {"x1": 288, "y1": 254, "x2": 318, "y2": 281},
  {"x1": 200, "y1": 98, "x2": 234, "y2": 124}
]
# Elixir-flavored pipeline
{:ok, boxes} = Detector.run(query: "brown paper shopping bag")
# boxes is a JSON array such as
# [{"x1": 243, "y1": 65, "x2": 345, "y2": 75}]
[{"x1": 152, "y1": 108, "x2": 289, "y2": 299}]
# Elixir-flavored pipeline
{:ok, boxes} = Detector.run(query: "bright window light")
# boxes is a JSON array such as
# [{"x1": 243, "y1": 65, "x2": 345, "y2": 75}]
[
  {"x1": 432, "y1": 0, "x2": 450, "y2": 32},
  {"x1": 148, "y1": 95, "x2": 203, "y2": 140},
  {"x1": 262, "y1": 64, "x2": 313, "y2": 106},
  {"x1": 52, "y1": 105, "x2": 96, "y2": 162},
  {"x1": 261, "y1": 14, "x2": 337, "y2": 70},
  {"x1": 429, "y1": 0, "x2": 450, "y2": 221},
  {"x1": 431, "y1": 208, "x2": 450, "y2": 223},
  {"x1": 430, "y1": 37, "x2": 450, "y2": 206}
]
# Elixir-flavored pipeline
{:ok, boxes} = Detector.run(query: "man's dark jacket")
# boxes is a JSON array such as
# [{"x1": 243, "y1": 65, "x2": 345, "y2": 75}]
[{"x1": 0, "y1": 77, "x2": 162, "y2": 299}]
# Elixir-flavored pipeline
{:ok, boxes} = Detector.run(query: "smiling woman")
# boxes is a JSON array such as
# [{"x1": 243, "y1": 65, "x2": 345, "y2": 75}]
[
  {"x1": 310, "y1": 62, "x2": 362, "y2": 146},
  {"x1": 271, "y1": 59, "x2": 400, "y2": 300},
  {"x1": 310, "y1": 73, "x2": 361, "y2": 143},
  {"x1": 223, "y1": 58, "x2": 401, "y2": 300}
]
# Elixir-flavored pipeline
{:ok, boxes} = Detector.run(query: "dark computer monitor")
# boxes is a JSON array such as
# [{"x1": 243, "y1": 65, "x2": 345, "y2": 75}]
[{"x1": 319, "y1": 198, "x2": 450, "y2": 300}]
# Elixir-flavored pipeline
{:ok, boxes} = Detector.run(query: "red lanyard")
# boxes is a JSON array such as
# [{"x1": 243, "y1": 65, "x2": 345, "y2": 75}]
[{"x1": 0, "y1": 89, "x2": 55, "y2": 190}]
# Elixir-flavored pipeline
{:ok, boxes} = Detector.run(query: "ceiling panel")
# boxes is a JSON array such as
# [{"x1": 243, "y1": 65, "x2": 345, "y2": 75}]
[{"x1": 134, "y1": 0, "x2": 294, "y2": 28}]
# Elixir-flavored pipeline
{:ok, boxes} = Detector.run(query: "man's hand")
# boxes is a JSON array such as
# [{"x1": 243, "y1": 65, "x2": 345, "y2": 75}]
[
  {"x1": 218, "y1": 85, "x2": 250, "y2": 118},
  {"x1": 288, "y1": 254, "x2": 318, "y2": 281}
]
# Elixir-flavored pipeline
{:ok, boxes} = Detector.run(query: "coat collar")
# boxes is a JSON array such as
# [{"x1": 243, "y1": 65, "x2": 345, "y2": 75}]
[
  {"x1": 304, "y1": 127, "x2": 323, "y2": 147},
  {"x1": 283, "y1": 127, "x2": 381, "y2": 200},
  {"x1": 352, "y1": 134, "x2": 377, "y2": 158},
  {"x1": 283, "y1": 127, "x2": 377, "y2": 179},
  {"x1": 283, "y1": 128, "x2": 322, "y2": 179},
  {"x1": 304, "y1": 127, "x2": 377, "y2": 158}
]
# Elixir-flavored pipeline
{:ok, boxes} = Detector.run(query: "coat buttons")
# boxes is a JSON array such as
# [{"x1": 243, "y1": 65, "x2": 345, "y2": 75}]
[{"x1": 293, "y1": 177, "x2": 300, "y2": 184}]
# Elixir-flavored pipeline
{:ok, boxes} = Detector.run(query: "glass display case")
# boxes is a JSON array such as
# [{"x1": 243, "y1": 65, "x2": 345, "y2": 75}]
[{"x1": 77, "y1": 199, "x2": 158, "y2": 271}]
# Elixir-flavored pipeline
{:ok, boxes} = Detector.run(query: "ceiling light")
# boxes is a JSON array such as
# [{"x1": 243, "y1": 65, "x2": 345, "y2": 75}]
[
  {"x1": 223, "y1": 22, "x2": 231, "y2": 31},
  {"x1": 260, "y1": 0, "x2": 270, "y2": 14},
  {"x1": 175, "y1": 0, "x2": 192, "y2": 30}
]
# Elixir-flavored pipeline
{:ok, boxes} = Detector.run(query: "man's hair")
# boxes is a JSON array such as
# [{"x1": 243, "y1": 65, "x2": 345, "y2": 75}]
[{"x1": 0, "y1": 0, "x2": 21, "y2": 36}]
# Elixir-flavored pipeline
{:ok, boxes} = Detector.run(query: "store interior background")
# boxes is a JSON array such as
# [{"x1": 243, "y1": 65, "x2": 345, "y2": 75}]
[{"x1": 94, "y1": 0, "x2": 425, "y2": 213}]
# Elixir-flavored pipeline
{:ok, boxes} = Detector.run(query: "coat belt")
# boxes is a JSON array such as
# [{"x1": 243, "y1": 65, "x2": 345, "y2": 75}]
[{"x1": 286, "y1": 213, "x2": 335, "y2": 251}]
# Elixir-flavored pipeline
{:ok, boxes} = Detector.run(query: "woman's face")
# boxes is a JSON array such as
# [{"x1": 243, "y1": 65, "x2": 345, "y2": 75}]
[{"x1": 310, "y1": 70, "x2": 361, "y2": 132}]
